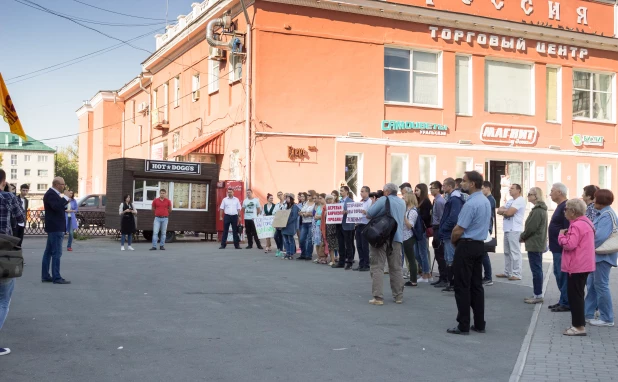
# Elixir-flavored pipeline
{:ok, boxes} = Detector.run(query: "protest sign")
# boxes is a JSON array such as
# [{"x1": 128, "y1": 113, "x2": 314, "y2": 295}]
[
  {"x1": 272, "y1": 209, "x2": 291, "y2": 228},
  {"x1": 346, "y1": 202, "x2": 365, "y2": 223},
  {"x1": 255, "y1": 216, "x2": 275, "y2": 239},
  {"x1": 325, "y1": 204, "x2": 344, "y2": 224}
]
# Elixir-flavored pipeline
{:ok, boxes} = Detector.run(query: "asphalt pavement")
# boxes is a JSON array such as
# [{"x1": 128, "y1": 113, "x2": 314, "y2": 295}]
[{"x1": 1, "y1": 237, "x2": 551, "y2": 382}]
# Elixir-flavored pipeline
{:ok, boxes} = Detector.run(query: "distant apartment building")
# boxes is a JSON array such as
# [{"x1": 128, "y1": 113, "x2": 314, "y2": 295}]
[
  {"x1": 77, "y1": 0, "x2": 618, "y2": 206},
  {"x1": 0, "y1": 133, "x2": 55, "y2": 208}
]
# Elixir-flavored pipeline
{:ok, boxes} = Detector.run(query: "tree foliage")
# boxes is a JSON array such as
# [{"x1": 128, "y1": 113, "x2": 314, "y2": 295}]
[{"x1": 55, "y1": 140, "x2": 78, "y2": 191}]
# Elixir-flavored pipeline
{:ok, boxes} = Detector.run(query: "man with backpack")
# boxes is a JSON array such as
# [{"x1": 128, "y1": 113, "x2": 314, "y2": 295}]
[
  {"x1": 365, "y1": 183, "x2": 406, "y2": 305},
  {"x1": 0, "y1": 169, "x2": 25, "y2": 356},
  {"x1": 439, "y1": 178, "x2": 465, "y2": 292}
]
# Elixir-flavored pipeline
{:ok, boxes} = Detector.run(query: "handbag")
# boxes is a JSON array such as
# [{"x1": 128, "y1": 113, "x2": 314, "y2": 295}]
[
  {"x1": 0, "y1": 233, "x2": 23, "y2": 278},
  {"x1": 596, "y1": 210, "x2": 618, "y2": 254},
  {"x1": 484, "y1": 209, "x2": 498, "y2": 253}
]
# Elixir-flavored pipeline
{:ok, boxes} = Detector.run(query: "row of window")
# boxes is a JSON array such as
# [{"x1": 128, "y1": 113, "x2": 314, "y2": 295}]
[
  {"x1": 9, "y1": 154, "x2": 50, "y2": 165},
  {"x1": 133, "y1": 56, "x2": 243, "y2": 123},
  {"x1": 10, "y1": 169, "x2": 48, "y2": 179},
  {"x1": 384, "y1": 48, "x2": 614, "y2": 123}
]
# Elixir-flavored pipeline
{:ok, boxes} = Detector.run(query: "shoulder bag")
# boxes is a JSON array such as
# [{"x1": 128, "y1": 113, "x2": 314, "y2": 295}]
[
  {"x1": 362, "y1": 197, "x2": 398, "y2": 249},
  {"x1": 0, "y1": 233, "x2": 23, "y2": 278},
  {"x1": 595, "y1": 210, "x2": 618, "y2": 254}
]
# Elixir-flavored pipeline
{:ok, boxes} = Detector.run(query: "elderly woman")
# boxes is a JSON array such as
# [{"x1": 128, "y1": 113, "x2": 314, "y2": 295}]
[
  {"x1": 557, "y1": 199, "x2": 596, "y2": 336},
  {"x1": 582, "y1": 185, "x2": 600, "y2": 221},
  {"x1": 519, "y1": 187, "x2": 548, "y2": 304},
  {"x1": 324, "y1": 195, "x2": 339, "y2": 266},
  {"x1": 585, "y1": 189, "x2": 617, "y2": 327}
]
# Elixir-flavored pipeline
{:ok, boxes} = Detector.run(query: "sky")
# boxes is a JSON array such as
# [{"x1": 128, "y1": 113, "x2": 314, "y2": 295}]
[{"x1": 1, "y1": 0, "x2": 195, "y2": 149}]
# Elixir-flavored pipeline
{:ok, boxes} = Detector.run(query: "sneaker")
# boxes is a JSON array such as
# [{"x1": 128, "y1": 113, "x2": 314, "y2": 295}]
[
  {"x1": 482, "y1": 278, "x2": 494, "y2": 286},
  {"x1": 121, "y1": 247, "x2": 125, "y2": 251},
  {"x1": 160, "y1": 246, "x2": 165, "y2": 251},
  {"x1": 495, "y1": 274, "x2": 508, "y2": 278},
  {"x1": 508, "y1": 276, "x2": 522, "y2": 281},
  {"x1": 433, "y1": 280, "x2": 449, "y2": 288},
  {"x1": 524, "y1": 296, "x2": 544, "y2": 304},
  {"x1": 442, "y1": 286, "x2": 454, "y2": 292},
  {"x1": 0, "y1": 348, "x2": 11, "y2": 356},
  {"x1": 150, "y1": 247, "x2": 157, "y2": 251},
  {"x1": 127, "y1": 246, "x2": 135, "y2": 251},
  {"x1": 394, "y1": 299, "x2": 403, "y2": 304},
  {"x1": 589, "y1": 319, "x2": 615, "y2": 327},
  {"x1": 369, "y1": 299, "x2": 384, "y2": 306},
  {"x1": 417, "y1": 278, "x2": 429, "y2": 283},
  {"x1": 403, "y1": 274, "x2": 410, "y2": 279},
  {"x1": 275, "y1": 250, "x2": 281, "y2": 257}
]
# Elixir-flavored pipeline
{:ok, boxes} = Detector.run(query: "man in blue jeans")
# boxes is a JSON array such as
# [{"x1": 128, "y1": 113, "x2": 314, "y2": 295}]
[
  {"x1": 150, "y1": 189, "x2": 172, "y2": 251},
  {"x1": 0, "y1": 169, "x2": 25, "y2": 355},
  {"x1": 439, "y1": 178, "x2": 465, "y2": 292},
  {"x1": 481, "y1": 181, "x2": 496, "y2": 286},
  {"x1": 548, "y1": 183, "x2": 570, "y2": 312},
  {"x1": 42, "y1": 177, "x2": 71, "y2": 284}
]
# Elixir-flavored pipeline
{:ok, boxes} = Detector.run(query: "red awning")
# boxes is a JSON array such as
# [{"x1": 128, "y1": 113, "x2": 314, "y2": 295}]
[{"x1": 168, "y1": 130, "x2": 225, "y2": 157}]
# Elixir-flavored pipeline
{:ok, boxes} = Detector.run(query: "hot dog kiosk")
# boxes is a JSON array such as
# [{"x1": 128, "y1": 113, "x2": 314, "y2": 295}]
[{"x1": 105, "y1": 158, "x2": 219, "y2": 242}]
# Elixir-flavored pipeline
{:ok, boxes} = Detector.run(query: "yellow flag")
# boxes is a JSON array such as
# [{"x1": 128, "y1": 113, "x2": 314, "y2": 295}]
[{"x1": 0, "y1": 73, "x2": 27, "y2": 141}]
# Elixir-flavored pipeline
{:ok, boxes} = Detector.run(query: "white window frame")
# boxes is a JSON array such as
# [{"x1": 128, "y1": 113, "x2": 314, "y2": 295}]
[
  {"x1": 577, "y1": 163, "x2": 591, "y2": 194},
  {"x1": 24, "y1": 155, "x2": 30, "y2": 162},
  {"x1": 572, "y1": 69, "x2": 616, "y2": 123},
  {"x1": 390, "y1": 153, "x2": 409, "y2": 186},
  {"x1": 132, "y1": 100, "x2": 136, "y2": 123},
  {"x1": 419, "y1": 155, "x2": 437, "y2": 185},
  {"x1": 162, "y1": 83, "x2": 169, "y2": 122},
  {"x1": 229, "y1": 54, "x2": 242, "y2": 84},
  {"x1": 455, "y1": 157, "x2": 473, "y2": 178},
  {"x1": 174, "y1": 76, "x2": 180, "y2": 107},
  {"x1": 10, "y1": 169, "x2": 17, "y2": 180},
  {"x1": 138, "y1": 125, "x2": 142, "y2": 143},
  {"x1": 37, "y1": 184, "x2": 47, "y2": 191},
  {"x1": 132, "y1": 179, "x2": 209, "y2": 211},
  {"x1": 484, "y1": 58, "x2": 535, "y2": 116},
  {"x1": 209, "y1": 59, "x2": 220, "y2": 94},
  {"x1": 384, "y1": 47, "x2": 443, "y2": 108},
  {"x1": 173, "y1": 132, "x2": 180, "y2": 152},
  {"x1": 192, "y1": 74, "x2": 200, "y2": 102},
  {"x1": 37, "y1": 169, "x2": 48, "y2": 177},
  {"x1": 598, "y1": 165, "x2": 612, "y2": 189},
  {"x1": 546, "y1": 65, "x2": 562, "y2": 123},
  {"x1": 38, "y1": 155, "x2": 48, "y2": 162},
  {"x1": 10, "y1": 155, "x2": 17, "y2": 166},
  {"x1": 24, "y1": 169, "x2": 30, "y2": 176},
  {"x1": 455, "y1": 55, "x2": 473, "y2": 116}
]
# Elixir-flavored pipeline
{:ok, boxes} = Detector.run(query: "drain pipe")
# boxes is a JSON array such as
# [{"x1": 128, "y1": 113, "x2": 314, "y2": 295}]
[{"x1": 238, "y1": 0, "x2": 252, "y2": 189}]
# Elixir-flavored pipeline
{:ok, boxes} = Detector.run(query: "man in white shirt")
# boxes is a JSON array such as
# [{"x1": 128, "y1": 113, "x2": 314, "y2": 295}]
[
  {"x1": 219, "y1": 187, "x2": 242, "y2": 249},
  {"x1": 496, "y1": 184, "x2": 526, "y2": 281},
  {"x1": 354, "y1": 186, "x2": 372, "y2": 272},
  {"x1": 242, "y1": 189, "x2": 263, "y2": 250}
]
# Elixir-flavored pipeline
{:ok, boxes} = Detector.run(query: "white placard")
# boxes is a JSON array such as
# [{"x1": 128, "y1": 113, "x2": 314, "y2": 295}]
[
  {"x1": 255, "y1": 216, "x2": 275, "y2": 239},
  {"x1": 345, "y1": 202, "x2": 364, "y2": 223}
]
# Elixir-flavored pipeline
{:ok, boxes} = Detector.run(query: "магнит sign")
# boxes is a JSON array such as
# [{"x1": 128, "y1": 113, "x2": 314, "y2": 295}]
[
  {"x1": 145, "y1": 160, "x2": 201, "y2": 175},
  {"x1": 480, "y1": 123, "x2": 538, "y2": 145}
]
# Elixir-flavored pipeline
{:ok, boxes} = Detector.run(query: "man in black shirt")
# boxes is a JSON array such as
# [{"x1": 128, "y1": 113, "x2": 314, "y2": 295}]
[{"x1": 547, "y1": 183, "x2": 570, "y2": 312}]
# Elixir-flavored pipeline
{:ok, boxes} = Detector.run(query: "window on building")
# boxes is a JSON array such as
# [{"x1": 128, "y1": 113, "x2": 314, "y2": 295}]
[
  {"x1": 390, "y1": 154, "x2": 408, "y2": 187},
  {"x1": 132, "y1": 100, "x2": 136, "y2": 123},
  {"x1": 24, "y1": 169, "x2": 30, "y2": 176},
  {"x1": 485, "y1": 60, "x2": 533, "y2": 115},
  {"x1": 10, "y1": 169, "x2": 17, "y2": 180},
  {"x1": 546, "y1": 66, "x2": 561, "y2": 122},
  {"x1": 577, "y1": 163, "x2": 591, "y2": 195},
  {"x1": 192, "y1": 74, "x2": 200, "y2": 101},
  {"x1": 132, "y1": 179, "x2": 208, "y2": 210},
  {"x1": 599, "y1": 165, "x2": 611, "y2": 189},
  {"x1": 384, "y1": 48, "x2": 440, "y2": 106},
  {"x1": 419, "y1": 156, "x2": 436, "y2": 185},
  {"x1": 138, "y1": 125, "x2": 142, "y2": 143},
  {"x1": 344, "y1": 154, "x2": 363, "y2": 198},
  {"x1": 24, "y1": 155, "x2": 30, "y2": 162},
  {"x1": 229, "y1": 54, "x2": 242, "y2": 83},
  {"x1": 209, "y1": 59, "x2": 220, "y2": 94},
  {"x1": 455, "y1": 158, "x2": 473, "y2": 178},
  {"x1": 11, "y1": 155, "x2": 16, "y2": 166},
  {"x1": 455, "y1": 55, "x2": 471, "y2": 115},
  {"x1": 37, "y1": 184, "x2": 47, "y2": 191},
  {"x1": 173, "y1": 132, "x2": 180, "y2": 152},
  {"x1": 572, "y1": 71, "x2": 613, "y2": 121},
  {"x1": 162, "y1": 82, "x2": 169, "y2": 122},
  {"x1": 174, "y1": 76, "x2": 180, "y2": 107},
  {"x1": 38, "y1": 169, "x2": 48, "y2": 177},
  {"x1": 38, "y1": 155, "x2": 48, "y2": 162}
]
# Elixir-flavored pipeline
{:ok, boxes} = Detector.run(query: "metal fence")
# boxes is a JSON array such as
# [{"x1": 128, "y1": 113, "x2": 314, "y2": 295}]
[{"x1": 24, "y1": 210, "x2": 113, "y2": 236}]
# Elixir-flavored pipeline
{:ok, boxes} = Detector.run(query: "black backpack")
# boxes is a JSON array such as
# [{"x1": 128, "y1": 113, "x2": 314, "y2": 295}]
[{"x1": 362, "y1": 197, "x2": 398, "y2": 248}]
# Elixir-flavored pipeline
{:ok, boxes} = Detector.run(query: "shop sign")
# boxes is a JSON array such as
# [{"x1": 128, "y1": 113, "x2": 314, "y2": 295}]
[
  {"x1": 572, "y1": 134, "x2": 603, "y2": 147},
  {"x1": 429, "y1": 26, "x2": 588, "y2": 60},
  {"x1": 480, "y1": 123, "x2": 538, "y2": 145},
  {"x1": 145, "y1": 160, "x2": 201, "y2": 175},
  {"x1": 381, "y1": 120, "x2": 448, "y2": 136},
  {"x1": 288, "y1": 146, "x2": 308, "y2": 161}
]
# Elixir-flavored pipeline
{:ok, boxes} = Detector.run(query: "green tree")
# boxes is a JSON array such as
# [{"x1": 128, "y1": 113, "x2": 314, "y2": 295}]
[{"x1": 55, "y1": 142, "x2": 78, "y2": 191}]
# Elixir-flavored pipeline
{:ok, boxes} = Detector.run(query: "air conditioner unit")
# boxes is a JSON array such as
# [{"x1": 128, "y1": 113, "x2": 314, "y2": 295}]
[
  {"x1": 193, "y1": 90, "x2": 200, "y2": 100},
  {"x1": 137, "y1": 102, "x2": 148, "y2": 113},
  {"x1": 209, "y1": 46, "x2": 225, "y2": 61}
]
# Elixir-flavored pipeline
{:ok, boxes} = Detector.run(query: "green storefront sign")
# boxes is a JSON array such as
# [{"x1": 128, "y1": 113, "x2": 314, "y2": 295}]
[
  {"x1": 381, "y1": 120, "x2": 448, "y2": 136},
  {"x1": 572, "y1": 134, "x2": 604, "y2": 147}
]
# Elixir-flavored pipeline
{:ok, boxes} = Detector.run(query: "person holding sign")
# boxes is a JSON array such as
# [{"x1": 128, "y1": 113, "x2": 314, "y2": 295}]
[
  {"x1": 262, "y1": 194, "x2": 276, "y2": 253},
  {"x1": 282, "y1": 195, "x2": 301, "y2": 260},
  {"x1": 219, "y1": 187, "x2": 242, "y2": 249},
  {"x1": 333, "y1": 186, "x2": 355, "y2": 270},
  {"x1": 324, "y1": 195, "x2": 339, "y2": 265}
]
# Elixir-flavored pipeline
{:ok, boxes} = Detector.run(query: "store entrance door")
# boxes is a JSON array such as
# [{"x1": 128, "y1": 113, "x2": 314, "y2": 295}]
[{"x1": 488, "y1": 161, "x2": 528, "y2": 208}]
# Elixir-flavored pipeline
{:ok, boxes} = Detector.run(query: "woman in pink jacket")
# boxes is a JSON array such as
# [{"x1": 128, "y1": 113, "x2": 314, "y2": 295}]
[{"x1": 558, "y1": 199, "x2": 596, "y2": 336}]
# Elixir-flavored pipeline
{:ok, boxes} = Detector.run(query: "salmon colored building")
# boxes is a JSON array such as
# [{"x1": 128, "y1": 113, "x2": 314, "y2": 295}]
[{"x1": 77, "y1": 0, "x2": 618, "y2": 208}]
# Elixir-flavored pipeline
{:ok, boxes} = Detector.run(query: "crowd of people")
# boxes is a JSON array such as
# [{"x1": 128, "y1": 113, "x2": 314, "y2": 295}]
[{"x1": 219, "y1": 172, "x2": 616, "y2": 336}]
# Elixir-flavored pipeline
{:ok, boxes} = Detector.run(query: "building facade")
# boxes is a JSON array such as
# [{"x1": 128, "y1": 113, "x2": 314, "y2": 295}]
[
  {"x1": 77, "y1": 0, "x2": 618, "y2": 207},
  {"x1": 0, "y1": 133, "x2": 55, "y2": 208}
]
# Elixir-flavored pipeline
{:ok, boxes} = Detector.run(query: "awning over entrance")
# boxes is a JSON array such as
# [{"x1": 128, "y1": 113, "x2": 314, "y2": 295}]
[{"x1": 168, "y1": 129, "x2": 225, "y2": 157}]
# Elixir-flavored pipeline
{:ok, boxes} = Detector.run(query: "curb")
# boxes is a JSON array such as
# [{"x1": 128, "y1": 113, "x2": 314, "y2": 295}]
[{"x1": 509, "y1": 260, "x2": 554, "y2": 382}]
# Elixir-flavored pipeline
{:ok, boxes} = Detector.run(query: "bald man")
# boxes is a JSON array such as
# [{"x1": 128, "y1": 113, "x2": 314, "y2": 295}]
[{"x1": 41, "y1": 177, "x2": 72, "y2": 284}]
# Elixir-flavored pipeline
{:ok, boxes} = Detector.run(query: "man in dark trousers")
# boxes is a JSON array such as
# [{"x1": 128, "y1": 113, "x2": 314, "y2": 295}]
[
  {"x1": 333, "y1": 186, "x2": 355, "y2": 270},
  {"x1": 448, "y1": 171, "x2": 491, "y2": 335},
  {"x1": 14, "y1": 184, "x2": 29, "y2": 247},
  {"x1": 219, "y1": 187, "x2": 242, "y2": 249},
  {"x1": 42, "y1": 177, "x2": 71, "y2": 284}
]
